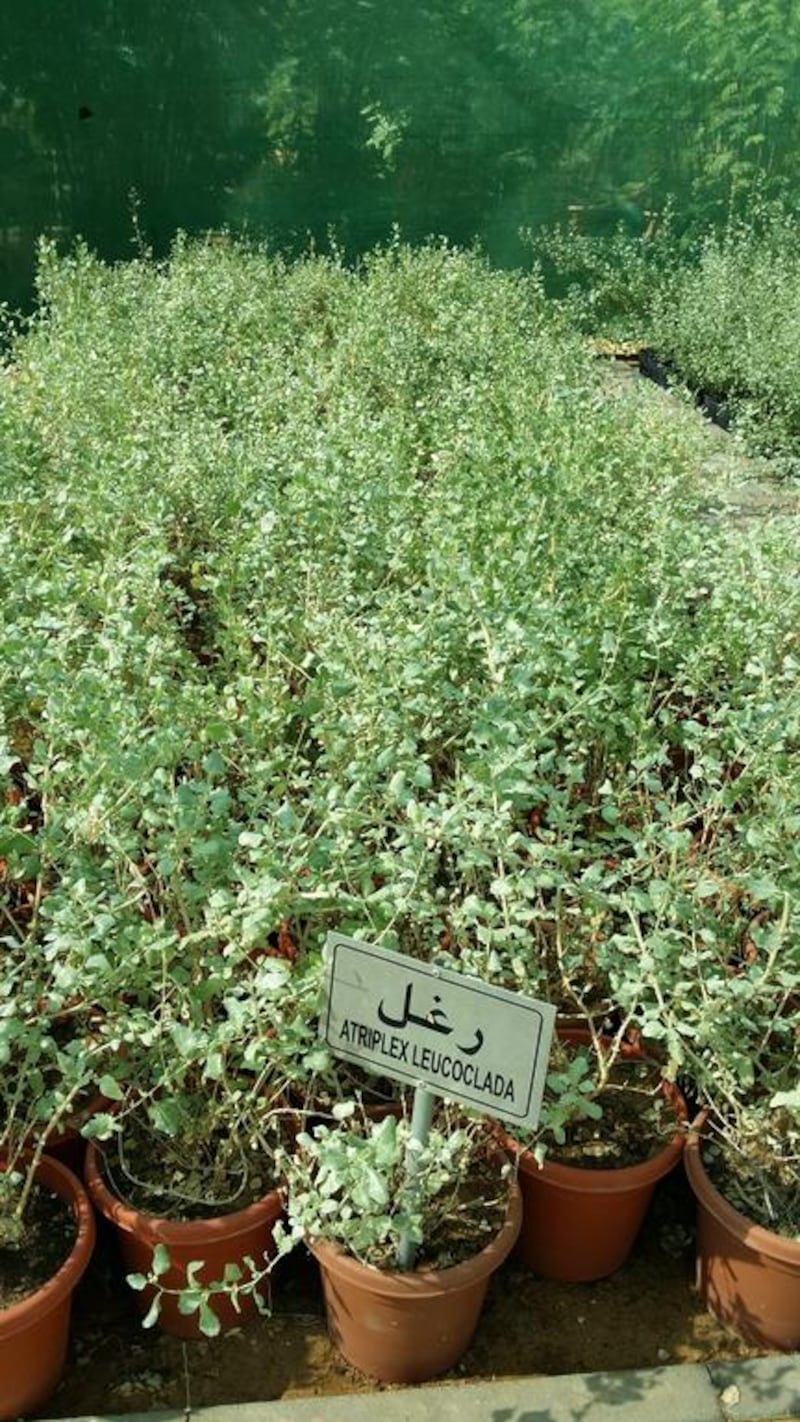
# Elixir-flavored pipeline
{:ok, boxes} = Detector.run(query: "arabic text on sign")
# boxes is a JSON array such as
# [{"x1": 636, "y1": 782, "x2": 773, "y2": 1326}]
[{"x1": 377, "y1": 981, "x2": 485, "y2": 1057}]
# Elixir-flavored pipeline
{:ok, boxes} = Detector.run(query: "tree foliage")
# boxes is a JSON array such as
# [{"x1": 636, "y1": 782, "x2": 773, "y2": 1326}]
[{"x1": 2, "y1": 2, "x2": 800, "y2": 303}]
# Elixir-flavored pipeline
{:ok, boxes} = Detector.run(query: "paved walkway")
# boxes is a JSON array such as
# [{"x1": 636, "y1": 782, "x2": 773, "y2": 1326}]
[
  {"x1": 597, "y1": 351, "x2": 800, "y2": 529},
  {"x1": 43, "y1": 1353, "x2": 800, "y2": 1422}
]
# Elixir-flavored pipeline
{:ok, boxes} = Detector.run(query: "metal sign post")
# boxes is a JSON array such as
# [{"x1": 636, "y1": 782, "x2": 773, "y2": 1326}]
[
  {"x1": 395, "y1": 1085, "x2": 436, "y2": 1270},
  {"x1": 321, "y1": 932, "x2": 557, "y2": 1273}
]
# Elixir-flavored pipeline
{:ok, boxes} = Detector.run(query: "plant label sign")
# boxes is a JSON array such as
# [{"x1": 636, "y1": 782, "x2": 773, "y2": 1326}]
[{"x1": 321, "y1": 932, "x2": 556, "y2": 1130}]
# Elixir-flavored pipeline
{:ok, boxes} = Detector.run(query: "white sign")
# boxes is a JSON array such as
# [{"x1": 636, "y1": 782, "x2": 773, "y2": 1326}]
[{"x1": 321, "y1": 933, "x2": 556, "y2": 1130}]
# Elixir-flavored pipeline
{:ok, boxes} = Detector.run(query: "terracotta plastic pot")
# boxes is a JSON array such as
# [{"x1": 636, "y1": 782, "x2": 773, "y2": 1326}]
[
  {"x1": 0, "y1": 1156, "x2": 96, "y2": 1422},
  {"x1": 500, "y1": 1029, "x2": 687, "y2": 1282},
  {"x1": 84, "y1": 1142, "x2": 284, "y2": 1338},
  {"x1": 308, "y1": 1174, "x2": 522, "y2": 1383},
  {"x1": 685, "y1": 1113, "x2": 800, "y2": 1350}
]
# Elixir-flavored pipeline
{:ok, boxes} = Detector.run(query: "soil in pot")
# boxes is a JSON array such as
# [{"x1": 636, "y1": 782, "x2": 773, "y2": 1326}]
[
  {"x1": 288, "y1": 1060, "x2": 408, "y2": 1129},
  {"x1": 98, "y1": 1111, "x2": 284, "y2": 1220},
  {"x1": 500, "y1": 1028, "x2": 687, "y2": 1282},
  {"x1": 309, "y1": 1156, "x2": 522, "y2": 1383},
  {"x1": 0, "y1": 1178, "x2": 76, "y2": 1305},
  {"x1": 0, "y1": 1156, "x2": 95, "y2": 1422},
  {"x1": 694, "y1": 1121, "x2": 799, "y2": 1241},
  {"x1": 685, "y1": 1115, "x2": 800, "y2": 1350},
  {"x1": 84, "y1": 1111, "x2": 287, "y2": 1339},
  {"x1": 547, "y1": 1055, "x2": 680, "y2": 1170}
]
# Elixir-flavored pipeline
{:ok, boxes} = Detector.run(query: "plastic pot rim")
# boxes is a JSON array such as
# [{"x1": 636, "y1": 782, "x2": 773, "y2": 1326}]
[
  {"x1": 84, "y1": 1139, "x2": 284, "y2": 1246},
  {"x1": 308, "y1": 1174, "x2": 522, "y2": 1299},
  {"x1": 685, "y1": 1109, "x2": 800, "y2": 1269},
  {"x1": 0, "y1": 1154, "x2": 96, "y2": 1340}
]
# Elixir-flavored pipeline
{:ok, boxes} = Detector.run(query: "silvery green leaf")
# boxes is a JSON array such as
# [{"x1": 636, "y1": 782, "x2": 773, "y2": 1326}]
[
  {"x1": 199, "y1": 1301, "x2": 221, "y2": 1338},
  {"x1": 150, "y1": 1099, "x2": 183, "y2": 1136},
  {"x1": 365, "y1": 1168, "x2": 389, "y2": 1205},
  {"x1": 185, "y1": 1259, "x2": 205, "y2": 1287},
  {"x1": 80, "y1": 1112, "x2": 118, "y2": 1140},
  {"x1": 771, "y1": 1088, "x2": 800, "y2": 1109},
  {"x1": 142, "y1": 1295, "x2": 162, "y2": 1329},
  {"x1": 152, "y1": 1244, "x2": 171, "y2": 1278},
  {"x1": 302, "y1": 1048, "x2": 330, "y2": 1073},
  {"x1": 98, "y1": 1073, "x2": 125, "y2": 1102}
]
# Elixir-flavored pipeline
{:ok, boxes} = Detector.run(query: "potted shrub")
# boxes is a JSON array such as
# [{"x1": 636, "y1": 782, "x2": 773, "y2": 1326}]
[
  {"x1": 82, "y1": 950, "x2": 304, "y2": 1339},
  {"x1": 685, "y1": 1095, "x2": 800, "y2": 1351},
  {"x1": 124, "y1": 1104, "x2": 521, "y2": 1379},
  {"x1": 274, "y1": 1106, "x2": 522, "y2": 1383},
  {"x1": 0, "y1": 950, "x2": 100, "y2": 1420},
  {"x1": 653, "y1": 901, "x2": 800, "y2": 1348},
  {"x1": 486, "y1": 890, "x2": 686, "y2": 1284},
  {"x1": 496, "y1": 1017, "x2": 686, "y2": 1282}
]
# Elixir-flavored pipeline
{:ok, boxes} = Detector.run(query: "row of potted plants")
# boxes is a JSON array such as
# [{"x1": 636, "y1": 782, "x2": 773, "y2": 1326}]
[
  {"x1": 2, "y1": 927, "x2": 796, "y2": 1416},
  {"x1": 1, "y1": 236, "x2": 798, "y2": 1417}
]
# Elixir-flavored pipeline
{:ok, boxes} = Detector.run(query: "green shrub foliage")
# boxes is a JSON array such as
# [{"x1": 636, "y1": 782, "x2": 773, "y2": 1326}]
[{"x1": 1, "y1": 238, "x2": 797, "y2": 1238}]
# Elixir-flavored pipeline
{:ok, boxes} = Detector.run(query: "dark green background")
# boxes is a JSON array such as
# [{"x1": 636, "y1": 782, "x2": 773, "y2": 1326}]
[{"x1": 3, "y1": 1, "x2": 799, "y2": 308}]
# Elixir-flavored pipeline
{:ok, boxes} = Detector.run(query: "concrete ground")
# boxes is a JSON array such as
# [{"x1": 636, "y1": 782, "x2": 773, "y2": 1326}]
[{"x1": 42, "y1": 1353, "x2": 800, "y2": 1422}]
